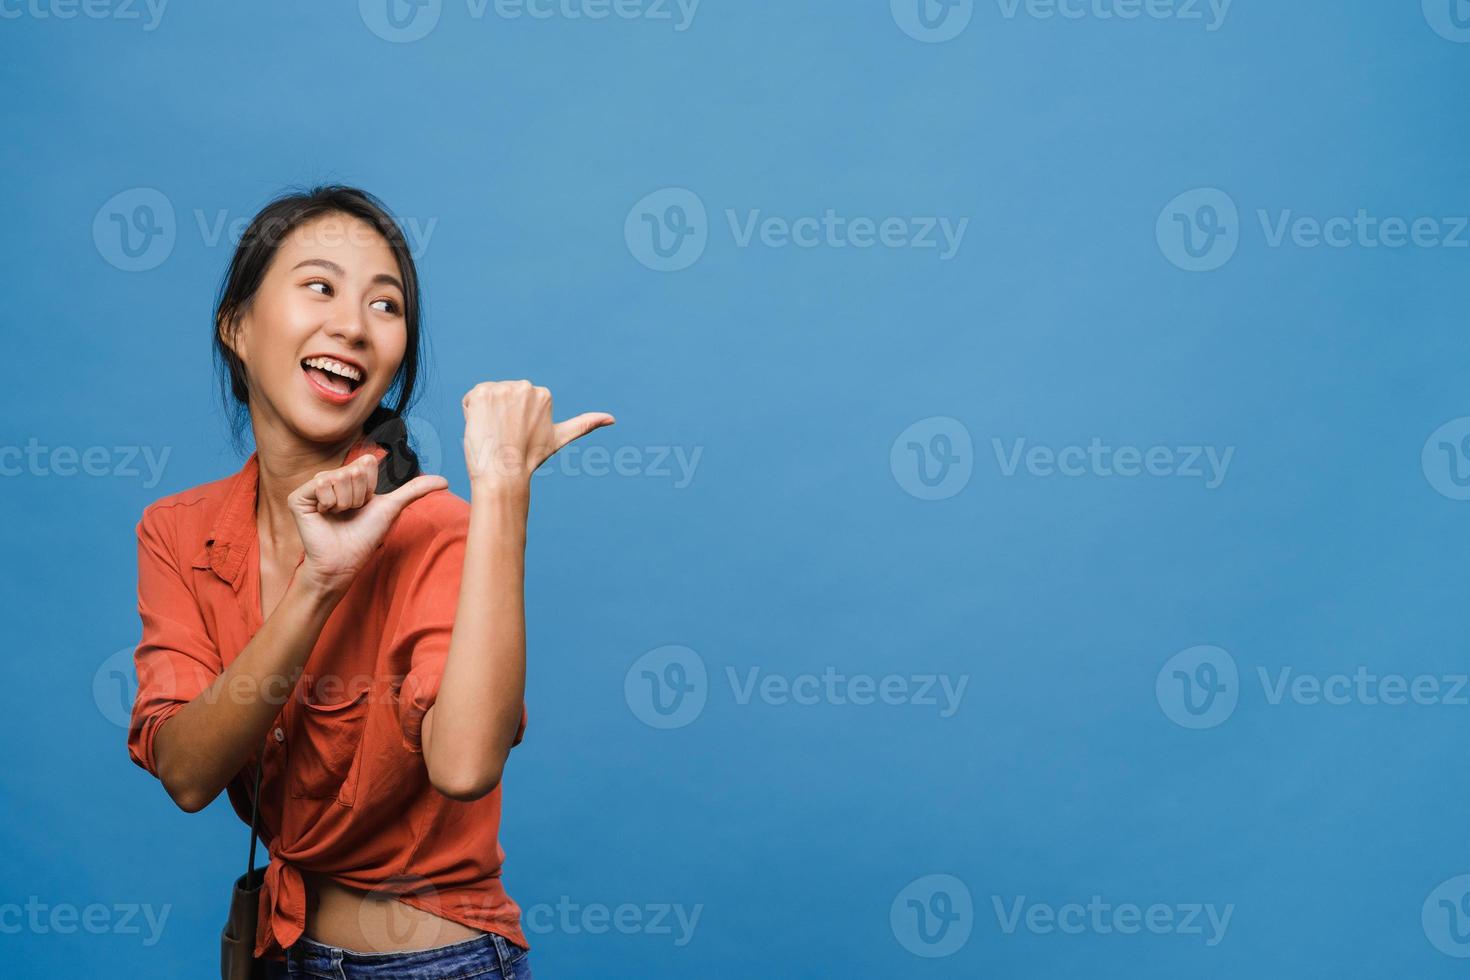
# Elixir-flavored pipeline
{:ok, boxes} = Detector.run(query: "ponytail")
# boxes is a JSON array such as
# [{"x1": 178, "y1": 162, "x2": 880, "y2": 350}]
[{"x1": 363, "y1": 404, "x2": 422, "y2": 493}]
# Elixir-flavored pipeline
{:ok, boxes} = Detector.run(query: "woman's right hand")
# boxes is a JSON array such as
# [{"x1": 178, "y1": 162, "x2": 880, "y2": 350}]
[{"x1": 289, "y1": 453, "x2": 448, "y2": 595}]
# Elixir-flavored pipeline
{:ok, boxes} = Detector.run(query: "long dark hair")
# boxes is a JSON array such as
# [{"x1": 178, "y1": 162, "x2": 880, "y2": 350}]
[{"x1": 212, "y1": 184, "x2": 424, "y2": 492}]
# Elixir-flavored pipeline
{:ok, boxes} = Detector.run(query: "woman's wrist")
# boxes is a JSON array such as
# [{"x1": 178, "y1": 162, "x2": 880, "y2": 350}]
[
  {"x1": 470, "y1": 476, "x2": 532, "y2": 507},
  {"x1": 289, "y1": 564, "x2": 354, "y2": 609},
  {"x1": 469, "y1": 481, "x2": 531, "y2": 548}
]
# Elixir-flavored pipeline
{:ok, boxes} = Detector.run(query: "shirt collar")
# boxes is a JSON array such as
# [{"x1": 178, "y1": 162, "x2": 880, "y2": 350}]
[{"x1": 190, "y1": 432, "x2": 387, "y2": 587}]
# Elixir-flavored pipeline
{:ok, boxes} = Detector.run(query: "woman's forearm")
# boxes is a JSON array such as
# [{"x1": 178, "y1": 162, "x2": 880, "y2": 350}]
[
  {"x1": 153, "y1": 573, "x2": 346, "y2": 813},
  {"x1": 422, "y1": 484, "x2": 529, "y2": 800}
]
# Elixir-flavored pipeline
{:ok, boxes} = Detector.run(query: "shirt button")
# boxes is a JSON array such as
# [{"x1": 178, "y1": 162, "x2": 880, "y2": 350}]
[{"x1": 273, "y1": 727, "x2": 285, "y2": 742}]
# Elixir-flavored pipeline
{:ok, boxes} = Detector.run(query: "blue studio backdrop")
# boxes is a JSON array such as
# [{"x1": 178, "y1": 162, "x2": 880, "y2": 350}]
[{"x1": 3, "y1": 1, "x2": 1469, "y2": 976}]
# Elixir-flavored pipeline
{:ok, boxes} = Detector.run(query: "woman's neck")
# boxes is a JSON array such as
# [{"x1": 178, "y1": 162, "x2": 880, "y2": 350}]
[{"x1": 253, "y1": 427, "x2": 363, "y2": 555}]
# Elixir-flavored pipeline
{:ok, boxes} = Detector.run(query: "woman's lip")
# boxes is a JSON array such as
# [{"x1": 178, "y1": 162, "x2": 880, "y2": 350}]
[{"x1": 302, "y1": 364, "x2": 362, "y2": 405}]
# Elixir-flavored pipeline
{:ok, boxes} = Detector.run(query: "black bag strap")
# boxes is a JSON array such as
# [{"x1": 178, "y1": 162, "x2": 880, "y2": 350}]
[{"x1": 245, "y1": 741, "x2": 266, "y2": 883}]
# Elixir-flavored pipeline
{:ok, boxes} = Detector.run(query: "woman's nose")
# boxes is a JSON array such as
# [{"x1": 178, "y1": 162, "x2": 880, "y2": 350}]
[{"x1": 326, "y1": 315, "x2": 367, "y2": 345}]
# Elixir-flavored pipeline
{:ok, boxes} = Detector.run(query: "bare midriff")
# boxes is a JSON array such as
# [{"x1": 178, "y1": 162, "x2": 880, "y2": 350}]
[{"x1": 301, "y1": 869, "x2": 486, "y2": 953}]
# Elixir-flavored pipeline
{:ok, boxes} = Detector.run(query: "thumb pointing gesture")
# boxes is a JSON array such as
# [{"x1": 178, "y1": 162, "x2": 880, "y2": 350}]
[
  {"x1": 462, "y1": 380, "x2": 616, "y2": 488},
  {"x1": 552, "y1": 412, "x2": 617, "y2": 454},
  {"x1": 293, "y1": 456, "x2": 450, "y2": 595},
  {"x1": 370, "y1": 473, "x2": 450, "y2": 520}
]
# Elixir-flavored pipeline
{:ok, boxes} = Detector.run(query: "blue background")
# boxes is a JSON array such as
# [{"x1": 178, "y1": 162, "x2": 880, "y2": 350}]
[{"x1": 3, "y1": 0, "x2": 1470, "y2": 975}]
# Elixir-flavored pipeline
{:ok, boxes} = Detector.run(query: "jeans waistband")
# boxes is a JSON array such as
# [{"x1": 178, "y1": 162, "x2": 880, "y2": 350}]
[{"x1": 288, "y1": 930, "x2": 522, "y2": 979}]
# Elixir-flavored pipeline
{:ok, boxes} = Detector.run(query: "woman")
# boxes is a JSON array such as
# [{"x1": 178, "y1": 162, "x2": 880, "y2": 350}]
[{"x1": 126, "y1": 185, "x2": 613, "y2": 978}]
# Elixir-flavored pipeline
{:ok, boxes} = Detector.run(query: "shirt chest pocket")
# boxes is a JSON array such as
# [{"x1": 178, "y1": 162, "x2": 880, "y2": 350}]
[{"x1": 287, "y1": 686, "x2": 370, "y2": 806}]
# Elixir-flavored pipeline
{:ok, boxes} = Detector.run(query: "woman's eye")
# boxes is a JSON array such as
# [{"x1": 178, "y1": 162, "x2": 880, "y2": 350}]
[
  {"x1": 306, "y1": 281, "x2": 332, "y2": 296},
  {"x1": 370, "y1": 298, "x2": 400, "y2": 315}
]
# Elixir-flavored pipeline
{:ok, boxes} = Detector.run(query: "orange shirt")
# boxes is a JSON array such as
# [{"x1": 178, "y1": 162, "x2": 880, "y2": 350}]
[{"x1": 126, "y1": 432, "x2": 528, "y2": 960}]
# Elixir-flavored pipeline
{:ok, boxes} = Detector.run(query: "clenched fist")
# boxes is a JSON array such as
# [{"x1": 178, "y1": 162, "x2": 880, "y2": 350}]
[{"x1": 462, "y1": 380, "x2": 615, "y2": 492}]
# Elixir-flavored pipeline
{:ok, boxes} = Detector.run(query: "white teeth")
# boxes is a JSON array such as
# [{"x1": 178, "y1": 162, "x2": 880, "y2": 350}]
[{"x1": 303, "y1": 356, "x2": 362, "y2": 382}]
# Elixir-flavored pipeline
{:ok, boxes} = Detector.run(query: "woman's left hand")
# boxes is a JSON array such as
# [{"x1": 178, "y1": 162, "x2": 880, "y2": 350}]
[{"x1": 462, "y1": 380, "x2": 614, "y2": 493}]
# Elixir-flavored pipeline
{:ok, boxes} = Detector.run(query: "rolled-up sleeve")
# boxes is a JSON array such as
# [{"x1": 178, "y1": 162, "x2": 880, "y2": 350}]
[
  {"x1": 392, "y1": 515, "x2": 527, "y2": 755},
  {"x1": 127, "y1": 507, "x2": 221, "y2": 779}
]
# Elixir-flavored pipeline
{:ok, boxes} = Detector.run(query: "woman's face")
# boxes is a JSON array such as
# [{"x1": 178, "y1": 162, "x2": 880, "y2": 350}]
[{"x1": 223, "y1": 212, "x2": 408, "y2": 446}]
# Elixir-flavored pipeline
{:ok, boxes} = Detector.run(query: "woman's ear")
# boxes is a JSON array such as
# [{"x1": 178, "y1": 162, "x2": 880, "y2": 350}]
[{"x1": 217, "y1": 310, "x2": 244, "y2": 364}]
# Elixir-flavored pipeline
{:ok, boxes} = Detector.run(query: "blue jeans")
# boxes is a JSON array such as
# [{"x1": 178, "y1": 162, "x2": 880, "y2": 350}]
[{"x1": 261, "y1": 931, "x2": 532, "y2": 979}]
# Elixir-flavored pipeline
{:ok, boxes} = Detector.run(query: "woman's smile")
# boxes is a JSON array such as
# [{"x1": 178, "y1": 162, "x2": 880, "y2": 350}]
[{"x1": 301, "y1": 352, "x2": 367, "y2": 405}]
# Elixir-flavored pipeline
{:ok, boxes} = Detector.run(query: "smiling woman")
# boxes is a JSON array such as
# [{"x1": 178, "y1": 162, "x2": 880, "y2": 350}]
[{"x1": 127, "y1": 185, "x2": 613, "y2": 979}]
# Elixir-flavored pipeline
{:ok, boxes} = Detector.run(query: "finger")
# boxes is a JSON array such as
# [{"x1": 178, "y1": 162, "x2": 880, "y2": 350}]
[
  {"x1": 551, "y1": 412, "x2": 616, "y2": 452},
  {"x1": 315, "y1": 476, "x2": 338, "y2": 513},
  {"x1": 329, "y1": 472, "x2": 357, "y2": 513},
  {"x1": 349, "y1": 457, "x2": 375, "y2": 509},
  {"x1": 336, "y1": 467, "x2": 364, "y2": 514},
  {"x1": 373, "y1": 473, "x2": 449, "y2": 520},
  {"x1": 346, "y1": 472, "x2": 367, "y2": 511}
]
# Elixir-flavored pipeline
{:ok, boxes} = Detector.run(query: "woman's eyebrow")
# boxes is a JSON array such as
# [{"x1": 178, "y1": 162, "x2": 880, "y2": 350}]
[{"x1": 291, "y1": 257, "x2": 404, "y2": 292}]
